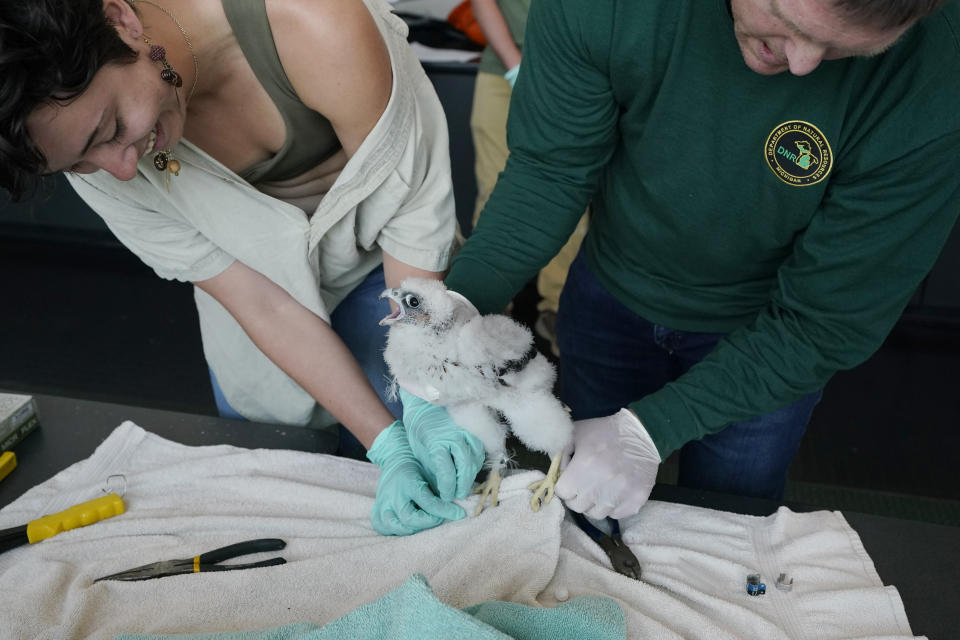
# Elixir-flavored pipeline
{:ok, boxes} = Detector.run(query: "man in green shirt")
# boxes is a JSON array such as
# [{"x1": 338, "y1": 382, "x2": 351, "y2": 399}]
[{"x1": 438, "y1": 0, "x2": 960, "y2": 518}]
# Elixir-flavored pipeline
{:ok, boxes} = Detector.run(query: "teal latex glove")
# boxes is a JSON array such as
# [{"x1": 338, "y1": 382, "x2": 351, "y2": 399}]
[
  {"x1": 366, "y1": 421, "x2": 466, "y2": 536},
  {"x1": 504, "y1": 64, "x2": 520, "y2": 88},
  {"x1": 399, "y1": 388, "x2": 486, "y2": 501}
]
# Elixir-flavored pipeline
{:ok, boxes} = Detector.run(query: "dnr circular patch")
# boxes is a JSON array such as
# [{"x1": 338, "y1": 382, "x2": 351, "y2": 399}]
[{"x1": 764, "y1": 120, "x2": 833, "y2": 187}]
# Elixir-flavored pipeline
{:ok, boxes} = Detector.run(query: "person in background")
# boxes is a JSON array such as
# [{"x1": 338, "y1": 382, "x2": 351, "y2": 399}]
[
  {"x1": 0, "y1": 0, "x2": 484, "y2": 536},
  {"x1": 442, "y1": 0, "x2": 960, "y2": 520},
  {"x1": 468, "y1": 0, "x2": 588, "y2": 356}
]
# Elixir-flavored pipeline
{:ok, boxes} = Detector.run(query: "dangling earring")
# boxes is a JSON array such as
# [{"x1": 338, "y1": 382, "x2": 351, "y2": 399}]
[
  {"x1": 144, "y1": 38, "x2": 183, "y2": 91},
  {"x1": 153, "y1": 150, "x2": 182, "y2": 193},
  {"x1": 134, "y1": 0, "x2": 199, "y2": 192},
  {"x1": 143, "y1": 36, "x2": 184, "y2": 191},
  {"x1": 152, "y1": 150, "x2": 180, "y2": 174}
]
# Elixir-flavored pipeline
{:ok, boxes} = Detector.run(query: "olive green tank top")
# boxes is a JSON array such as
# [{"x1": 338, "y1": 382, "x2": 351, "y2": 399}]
[{"x1": 222, "y1": 0, "x2": 341, "y2": 184}]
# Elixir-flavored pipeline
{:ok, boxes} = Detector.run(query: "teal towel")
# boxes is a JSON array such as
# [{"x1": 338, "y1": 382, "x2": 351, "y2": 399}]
[
  {"x1": 464, "y1": 597, "x2": 626, "y2": 640},
  {"x1": 116, "y1": 574, "x2": 625, "y2": 640}
]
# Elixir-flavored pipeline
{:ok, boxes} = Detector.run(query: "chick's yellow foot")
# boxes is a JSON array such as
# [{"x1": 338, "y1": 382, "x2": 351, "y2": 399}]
[
  {"x1": 529, "y1": 454, "x2": 563, "y2": 512},
  {"x1": 473, "y1": 469, "x2": 502, "y2": 516}
]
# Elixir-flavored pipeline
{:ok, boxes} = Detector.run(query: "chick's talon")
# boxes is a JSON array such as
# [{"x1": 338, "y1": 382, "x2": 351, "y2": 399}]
[
  {"x1": 528, "y1": 454, "x2": 563, "y2": 512},
  {"x1": 472, "y1": 469, "x2": 502, "y2": 516},
  {"x1": 528, "y1": 479, "x2": 555, "y2": 512}
]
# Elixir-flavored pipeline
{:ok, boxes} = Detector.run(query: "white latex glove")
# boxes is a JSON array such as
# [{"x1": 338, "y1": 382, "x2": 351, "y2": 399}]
[{"x1": 555, "y1": 409, "x2": 661, "y2": 519}]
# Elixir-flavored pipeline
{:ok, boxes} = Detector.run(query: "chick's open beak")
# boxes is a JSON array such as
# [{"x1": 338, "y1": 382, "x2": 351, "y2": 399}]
[{"x1": 379, "y1": 288, "x2": 405, "y2": 326}]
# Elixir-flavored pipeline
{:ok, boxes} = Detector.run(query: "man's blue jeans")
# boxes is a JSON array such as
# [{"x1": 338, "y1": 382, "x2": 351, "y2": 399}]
[
  {"x1": 556, "y1": 251, "x2": 821, "y2": 501},
  {"x1": 210, "y1": 265, "x2": 401, "y2": 459}
]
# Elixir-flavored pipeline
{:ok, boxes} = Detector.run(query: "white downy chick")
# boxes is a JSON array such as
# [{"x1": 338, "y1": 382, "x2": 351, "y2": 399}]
[{"x1": 379, "y1": 278, "x2": 573, "y2": 515}]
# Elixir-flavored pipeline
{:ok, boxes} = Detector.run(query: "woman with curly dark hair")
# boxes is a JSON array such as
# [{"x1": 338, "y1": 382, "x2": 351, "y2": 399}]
[{"x1": 0, "y1": 0, "x2": 486, "y2": 536}]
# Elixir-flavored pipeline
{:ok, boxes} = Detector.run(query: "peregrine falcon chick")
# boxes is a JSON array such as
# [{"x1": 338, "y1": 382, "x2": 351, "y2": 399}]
[{"x1": 379, "y1": 278, "x2": 573, "y2": 515}]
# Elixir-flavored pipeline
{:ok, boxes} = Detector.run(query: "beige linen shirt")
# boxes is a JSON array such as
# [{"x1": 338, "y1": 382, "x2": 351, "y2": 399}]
[{"x1": 67, "y1": 0, "x2": 456, "y2": 425}]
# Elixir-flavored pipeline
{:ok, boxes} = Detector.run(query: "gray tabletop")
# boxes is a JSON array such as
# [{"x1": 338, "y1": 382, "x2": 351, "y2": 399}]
[{"x1": 1, "y1": 392, "x2": 955, "y2": 639}]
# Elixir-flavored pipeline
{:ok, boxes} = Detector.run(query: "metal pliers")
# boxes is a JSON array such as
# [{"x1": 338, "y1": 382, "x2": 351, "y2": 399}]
[
  {"x1": 571, "y1": 512, "x2": 642, "y2": 580},
  {"x1": 94, "y1": 538, "x2": 287, "y2": 583}
]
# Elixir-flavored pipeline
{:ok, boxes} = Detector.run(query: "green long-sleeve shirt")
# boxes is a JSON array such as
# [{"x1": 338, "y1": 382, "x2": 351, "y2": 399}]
[{"x1": 446, "y1": 0, "x2": 960, "y2": 456}]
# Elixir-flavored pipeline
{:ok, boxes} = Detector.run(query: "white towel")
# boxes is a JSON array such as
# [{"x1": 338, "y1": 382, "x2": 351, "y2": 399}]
[
  {"x1": 0, "y1": 422, "x2": 922, "y2": 640},
  {"x1": 542, "y1": 504, "x2": 920, "y2": 640}
]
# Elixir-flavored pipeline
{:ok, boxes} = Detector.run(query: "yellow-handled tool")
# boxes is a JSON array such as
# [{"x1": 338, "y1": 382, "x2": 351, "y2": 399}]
[
  {"x1": 0, "y1": 493, "x2": 125, "y2": 553},
  {"x1": 0, "y1": 451, "x2": 16, "y2": 483}
]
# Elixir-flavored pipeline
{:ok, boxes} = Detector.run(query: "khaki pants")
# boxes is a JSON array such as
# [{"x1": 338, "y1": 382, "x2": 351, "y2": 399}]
[{"x1": 469, "y1": 71, "x2": 588, "y2": 313}]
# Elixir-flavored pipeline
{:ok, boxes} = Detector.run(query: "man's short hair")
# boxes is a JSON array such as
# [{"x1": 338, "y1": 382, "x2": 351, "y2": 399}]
[
  {"x1": 832, "y1": 0, "x2": 950, "y2": 30},
  {"x1": 0, "y1": 0, "x2": 138, "y2": 201}
]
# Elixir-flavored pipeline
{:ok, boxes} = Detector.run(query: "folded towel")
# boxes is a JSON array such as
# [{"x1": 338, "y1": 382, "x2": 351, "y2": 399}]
[
  {"x1": 0, "y1": 422, "x2": 922, "y2": 640},
  {"x1": 117, "y1": 573, "x2": 626, "y2": 640}
]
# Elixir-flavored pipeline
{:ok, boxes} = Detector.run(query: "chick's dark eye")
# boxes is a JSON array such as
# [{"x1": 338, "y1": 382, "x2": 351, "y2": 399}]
[{"x1": 405, "y1": 295, "x2": 420, "y2": 308}]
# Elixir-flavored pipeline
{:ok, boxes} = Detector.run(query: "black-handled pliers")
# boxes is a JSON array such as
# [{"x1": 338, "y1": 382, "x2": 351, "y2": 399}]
[
  {"x1": 571, "y1": 512, "x2": 642, "y2": 580},
  {"x1": 94, "y1": 538, "x2": 287, "y2": 583}
]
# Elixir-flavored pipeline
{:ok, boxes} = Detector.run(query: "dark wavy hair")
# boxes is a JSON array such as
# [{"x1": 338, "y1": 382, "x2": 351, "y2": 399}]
[
  {"x1": 0, "y1": 0, "x2": 138, "y2": 201},
  {"x1": 833, "y1": 0, "x2": 950, "y2": 29}
]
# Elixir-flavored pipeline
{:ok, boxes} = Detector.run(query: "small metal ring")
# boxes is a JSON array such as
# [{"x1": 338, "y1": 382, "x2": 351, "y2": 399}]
[
  {"x1": 102, "y1": 474, "x2": 128, "y2": 498},
  {"x1": 775, "y1": 572, "x2": 794, "y2": 592}
]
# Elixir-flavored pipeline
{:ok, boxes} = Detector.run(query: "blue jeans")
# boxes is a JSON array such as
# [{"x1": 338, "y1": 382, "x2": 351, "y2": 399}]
[
  {"x1": 210, "y1": 265, "x2": 402, "y2": 459},
  {"x1": 556, "y1": 251, "x2": 821, "y2": 501}
]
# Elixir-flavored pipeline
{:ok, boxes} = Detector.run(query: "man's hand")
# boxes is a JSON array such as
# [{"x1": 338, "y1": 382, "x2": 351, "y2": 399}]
[
  {"x1": 555, "y1": 409, "x2": 661, "y2": 519},
  {"x1": 399, "y1": 388, "x2": 486, "y2": 501},
  {"x1": 366, "y1": 421, "x2": 466, "y2": 535}
]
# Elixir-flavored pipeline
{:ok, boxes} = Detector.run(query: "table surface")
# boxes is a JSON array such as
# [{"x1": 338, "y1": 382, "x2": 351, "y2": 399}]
[{"x1": 1, "y1": 392, "x2": 955, "y2": 639}]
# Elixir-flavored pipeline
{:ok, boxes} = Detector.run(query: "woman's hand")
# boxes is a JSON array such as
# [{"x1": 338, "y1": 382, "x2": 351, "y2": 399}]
[
  {"x1": 399, "y1": 388, "x2": 485, "y2": 501},
  {"x1": 366, "y1": 420, "x2": 467, "y2": 535}
]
